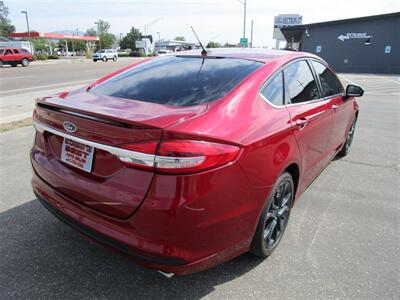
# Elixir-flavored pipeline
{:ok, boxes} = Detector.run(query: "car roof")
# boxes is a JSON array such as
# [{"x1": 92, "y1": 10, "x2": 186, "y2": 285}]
[{"x1": 176, "y1": 48, "x2": 313, "y2": 63}]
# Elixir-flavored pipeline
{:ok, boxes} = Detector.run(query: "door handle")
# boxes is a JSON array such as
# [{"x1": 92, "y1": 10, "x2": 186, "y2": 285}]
[
  {"x1": 331, "y1": 104, "x2": 339, "y2": 111},
  {"x1": 295, "y1": 117, "x2": 309, "y2": 130}
]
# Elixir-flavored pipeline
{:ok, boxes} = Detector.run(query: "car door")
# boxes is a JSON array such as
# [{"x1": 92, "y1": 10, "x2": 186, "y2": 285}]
[
  {"x1": 3, "y1": 49, "x2": 15, "y2": 63},
  {"x1": 12, "y1": 49, "x2": 23, "y2": 62},
  {"x1": 283, "y1": 60, "x2": 333, "y2": 191},
  {"x1": 310, "y1": 60, "x2": 353, "y2": 155}
]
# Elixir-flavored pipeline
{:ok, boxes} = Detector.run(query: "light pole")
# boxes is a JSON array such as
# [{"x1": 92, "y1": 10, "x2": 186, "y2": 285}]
[
  {"x1": 156, "y1": 32, "x2": 160, "y2": 42},
  {"x1": 21, "y1": 10, "x2": 33, "y2": 53},
  {"x1": 95, "y1": 22, "x2": 101, "y2": 50},
  {"x1": 236, "y1": 0, "x2": 247, "y2": 41}
]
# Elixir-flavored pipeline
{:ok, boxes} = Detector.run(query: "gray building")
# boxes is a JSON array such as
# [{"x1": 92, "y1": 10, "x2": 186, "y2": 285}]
[{"x1": 281, "y1": 12, "x2": 400, "y2": 74}]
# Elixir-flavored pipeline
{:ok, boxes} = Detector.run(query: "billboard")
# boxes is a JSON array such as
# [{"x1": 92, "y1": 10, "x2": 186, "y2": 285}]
[{"x1": 273, "y1": 14, "x2": 303, "y2": 41}]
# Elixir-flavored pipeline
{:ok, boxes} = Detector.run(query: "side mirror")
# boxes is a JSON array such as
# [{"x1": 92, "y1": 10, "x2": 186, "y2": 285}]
[{"x1": 345, "y1": 84, "x2": 364, "y2": 98}]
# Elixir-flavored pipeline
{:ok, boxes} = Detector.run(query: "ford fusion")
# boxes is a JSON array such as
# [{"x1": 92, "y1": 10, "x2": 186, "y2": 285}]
[{"x1": 31, "y1": 49, "x2": 363, "y2": 275}]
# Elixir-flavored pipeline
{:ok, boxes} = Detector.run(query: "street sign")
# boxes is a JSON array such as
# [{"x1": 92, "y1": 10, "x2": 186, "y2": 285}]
[
  {"x1": 135, "y1": 40, "x2": 145, "y2": 48},
  {"x1": 240, "y1": 38, "x2": 248, "y2": 46}
]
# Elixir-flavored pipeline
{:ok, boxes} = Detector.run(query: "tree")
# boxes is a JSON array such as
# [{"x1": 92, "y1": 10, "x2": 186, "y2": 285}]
[
  {"x1": 0, "y1": 1, "x2": 15, "y2": 36},
  {"x1": 119, "y1": 27, "x2": 142, "y2": 50},
  {"x1": 206, "y1": 41, "x2": 221, "y2": 48},
  {"x1": 93, "y1": 19, "x2": 115, "y2": 49},
  {"x1": 174, "y1": 36, "x2": 185, "y2": 41}
]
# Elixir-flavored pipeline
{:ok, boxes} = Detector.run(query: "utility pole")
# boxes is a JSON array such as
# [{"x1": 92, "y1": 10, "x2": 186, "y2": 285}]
[
  {"x1": 119, "y1": 33, "x2": 123, "y2": 42},
  {"x1": 21, "y1": 11, "x2": 33, "y2": 53},
  {"x1": 250, "y1": 20, "x2": 253, "y2": 48}
]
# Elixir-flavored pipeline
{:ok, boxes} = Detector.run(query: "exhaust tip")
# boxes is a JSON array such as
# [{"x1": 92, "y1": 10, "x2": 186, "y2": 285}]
[{"x1": 158, "y1": 270, "x2": 175, "y2": 278}]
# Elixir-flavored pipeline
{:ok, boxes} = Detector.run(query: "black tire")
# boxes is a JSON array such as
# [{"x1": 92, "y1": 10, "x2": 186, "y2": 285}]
[
  {"x1": 21, "y1": 58, "x2": 29, "y2": 67},
  {"x1": 113, "y1": 56, "x2": 117, "y2": 61},
  {"x1": 338, "y1": 117, "x2": 357, "y2": 157},
  {"x1": 102, "y1": 56, "x2": 107, "y2": 62},
  {"x1": 250, "y1": 172, "x2": 294, "y2": 258},
  {"x1": 93, "y1": 59, "x2": 97, "y2": 62},
  {"x1": 11, "y1": 63, "x2": 17, "y2": 67}
]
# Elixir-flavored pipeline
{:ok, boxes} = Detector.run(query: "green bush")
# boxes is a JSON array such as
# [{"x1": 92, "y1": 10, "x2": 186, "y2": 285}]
[
  {"x1": 32, "y1": 54, "x2": 48, "y2": 60},
  {"x1": 117, "y1": 53, "x2": 129, "y2": 57},
  {"x1": 48, "y1": 54, "x2": 59, "y2": 59},
  {"x1": 86, "y1": 50, "x2": 93, "y2": 59}
]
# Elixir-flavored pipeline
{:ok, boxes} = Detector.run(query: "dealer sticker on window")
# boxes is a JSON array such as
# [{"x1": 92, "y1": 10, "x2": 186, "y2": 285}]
[{"x1": 61, "y1": 138, "x2": 94, "y2": 172}]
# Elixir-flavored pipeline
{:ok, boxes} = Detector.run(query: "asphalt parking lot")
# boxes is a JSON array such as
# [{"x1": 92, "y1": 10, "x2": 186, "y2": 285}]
[{"x1": 0, "y1": 62, "x2": 399, "y2": 299}]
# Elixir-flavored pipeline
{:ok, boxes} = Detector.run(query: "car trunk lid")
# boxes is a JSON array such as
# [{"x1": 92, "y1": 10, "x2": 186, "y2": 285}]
[{"x1": 32, "y1": 91, "x2": 206, "y2": 219}]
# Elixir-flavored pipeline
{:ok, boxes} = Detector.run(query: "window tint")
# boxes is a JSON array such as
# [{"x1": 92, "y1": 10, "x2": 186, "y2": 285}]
[
  {"x1": 4, "y1": 49, "x2": 12, "y2": 55},
  {"x1": 284, "y1": 60, "x2": 320, "y2": 104},
  {"x1": 13, "y1": 49, "x2": 20, "y2": 54},
  {"x1": 260, "y1": 72, "x2": 284, "y2": 106},
  {"x1": 0, "y1": 49, "x2": 4, "y2": 55},
  {"x1": 91, "y1": 56, "x2": 263, "y2": 106},
  {"x1": 312, "y1": 61, "x2": 343, "y2": 96}
]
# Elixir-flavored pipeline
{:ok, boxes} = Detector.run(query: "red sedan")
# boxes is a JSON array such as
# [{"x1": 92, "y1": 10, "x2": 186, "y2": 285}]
[{"x1": 31, "y1": 49, "x2": 363, "y2": 276}]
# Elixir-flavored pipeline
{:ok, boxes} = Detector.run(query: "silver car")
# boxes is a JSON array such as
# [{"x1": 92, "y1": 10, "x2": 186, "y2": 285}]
[{"x1": 93, "y1": 49, "x2": 118, "y2": 62}]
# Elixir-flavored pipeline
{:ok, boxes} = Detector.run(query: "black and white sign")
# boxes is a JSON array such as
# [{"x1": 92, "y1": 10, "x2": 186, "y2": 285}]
[{"x1": 338, "y1": 32, "x2": 372, "y2": 42}]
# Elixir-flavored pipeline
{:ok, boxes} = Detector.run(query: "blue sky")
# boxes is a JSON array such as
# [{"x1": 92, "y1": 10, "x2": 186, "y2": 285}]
[{"x1": 6, "y1": 0, "x2": 400, "y2": 47}]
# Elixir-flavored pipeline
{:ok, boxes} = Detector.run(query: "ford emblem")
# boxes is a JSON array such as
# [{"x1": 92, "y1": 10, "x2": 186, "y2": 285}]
[{"x1": 63, "y1": 121, "x2": 77, "y2": 133}]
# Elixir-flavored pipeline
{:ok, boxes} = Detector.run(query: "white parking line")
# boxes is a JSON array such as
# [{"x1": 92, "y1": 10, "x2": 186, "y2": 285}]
[{"x1": 0, "y1": 79, "x2": 96, "y2": 94}]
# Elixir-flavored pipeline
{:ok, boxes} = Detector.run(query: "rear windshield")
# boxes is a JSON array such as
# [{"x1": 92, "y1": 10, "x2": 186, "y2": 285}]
[{"x1": 91, "y1": 56, "x2": 263, "y2": 106}]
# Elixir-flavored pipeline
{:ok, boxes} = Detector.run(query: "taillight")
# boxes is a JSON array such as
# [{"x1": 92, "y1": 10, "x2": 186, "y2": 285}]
[{"x1": 118, "y1": 140, "x2": 240, "y2": 174}]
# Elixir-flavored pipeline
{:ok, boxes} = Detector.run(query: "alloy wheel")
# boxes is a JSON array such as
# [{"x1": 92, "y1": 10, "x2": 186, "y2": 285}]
[{"x1": 263, "y1": 180, "x2": 292, "y2": 250}]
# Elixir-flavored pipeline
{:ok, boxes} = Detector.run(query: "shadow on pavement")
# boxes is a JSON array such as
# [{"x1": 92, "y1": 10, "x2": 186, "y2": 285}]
[{"x1": 0, "y1": 199, "x2": 264, "y2": 299}]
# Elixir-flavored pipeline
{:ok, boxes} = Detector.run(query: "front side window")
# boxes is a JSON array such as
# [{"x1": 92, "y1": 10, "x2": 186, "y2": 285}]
[
  {"x1": 312, "y1": 61, "x2": 343, "y2": 97},
  {"x1": 260, "y1": 71, "x2": 284, "y2": 106},
  {"x1": 4, "y1": 49, "x2": 12, "y2": 55},
  {"x1": 284, "y1": 60, "x2": 320, "y2": 104},
  {"x1": 13, "y1": 49, "x2": 20, "y2": 54},
  {"x1": 91, "y1": 56, "x2": 263, "y2": 106}
]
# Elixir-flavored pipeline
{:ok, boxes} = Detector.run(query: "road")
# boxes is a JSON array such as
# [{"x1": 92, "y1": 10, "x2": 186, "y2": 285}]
[
  {"x1": 0, "y1": 69, "x2": 399, "y2": 299},
  {"x1": 0, "y1": 58, "x2": 143, "y2": 123}
]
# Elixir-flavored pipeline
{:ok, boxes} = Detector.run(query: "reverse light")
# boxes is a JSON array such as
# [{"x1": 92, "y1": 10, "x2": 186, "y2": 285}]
[{"x1": 118, "y1": 140, "x2": 241, "y2": 174}]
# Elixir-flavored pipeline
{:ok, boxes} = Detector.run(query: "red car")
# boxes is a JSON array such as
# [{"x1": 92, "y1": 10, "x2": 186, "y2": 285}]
[
  {"x1": 0, "y1": 47, "x2": 33, "y2": 67},
  {"x1": 31, "y1": 49, "x2": 363, "y2": 276}
]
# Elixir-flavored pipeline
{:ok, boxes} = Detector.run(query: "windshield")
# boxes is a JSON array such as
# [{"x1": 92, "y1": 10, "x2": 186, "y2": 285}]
[
  {"x1": 96, "y1": 50, "x2": 105, "y2": 53},
  {"x1": 91, "y1": 56, "x2": 263, "y2": 106}
]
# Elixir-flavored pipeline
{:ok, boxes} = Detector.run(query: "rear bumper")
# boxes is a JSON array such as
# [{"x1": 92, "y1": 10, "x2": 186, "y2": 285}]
[
  {"x1": 32, "y1": 154, "x2": 271, "y2": 274},
  {"x1": 35, "y1": 192, "x2": 186, "y2": 266}
]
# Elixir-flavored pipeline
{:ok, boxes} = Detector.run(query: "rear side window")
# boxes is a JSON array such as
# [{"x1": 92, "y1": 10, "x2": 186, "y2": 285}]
[
  {"x1": 284, "y1": 60, "x2": 320, "y2": 104},
  {"x1": 260, "y1": 71, "x2": 284, "y2": 106},
  {"x1": 4, "y1": 49, "x2": 12, "y2": 55},
  {"x1": 13, "y1": 49, "x2": 20, "y2": 54},
  {"x1": 91, "y1": 56, "x2": 263, "y2": 106},
  {"x1": 0, "y1": 49, "x2": 4, "y2": 55},
  {"x1": 312, "y1": 61, "x2": 343, "y2": 97}
]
